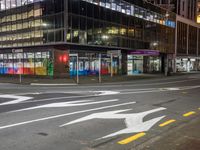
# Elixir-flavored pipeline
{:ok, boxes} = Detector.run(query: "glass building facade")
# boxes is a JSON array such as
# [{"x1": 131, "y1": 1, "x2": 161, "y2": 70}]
[
  {"x1": 176, "y1": 16, "x2": 200, "y2": 72},
  {"x1": 0, "y1": 0, "x2": 176, "y2": 77}
]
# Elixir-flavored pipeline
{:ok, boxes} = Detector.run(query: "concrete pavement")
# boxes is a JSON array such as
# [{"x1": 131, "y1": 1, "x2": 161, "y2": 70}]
[
  {"x1": 143, "y1": 117, "x2": 200, "y2": 150},
  {"x1": 0, "y1": 74, "x2": 165, "y2": 85}
]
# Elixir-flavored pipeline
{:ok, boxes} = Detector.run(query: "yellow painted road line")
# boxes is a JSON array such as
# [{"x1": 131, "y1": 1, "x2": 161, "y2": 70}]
[
  {"x1": 159, "y1": 119, "x2": 176, "y2": 127},
  {"x1": 118, "y1": 132, "x2": 146, "y2": 145},
  {"x1": 183, "y1": 111, "x2": 196, "y2": 117}
]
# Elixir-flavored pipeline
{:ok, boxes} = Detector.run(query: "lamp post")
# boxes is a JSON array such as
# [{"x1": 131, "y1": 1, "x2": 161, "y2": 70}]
[
  {"x1": 12, "y1": 49, "x2": 23, "y2": 83},
  {"x1": 69, "y1": 54, "x2": 79, "y2": 84},
  {"x1": 111, "y1": 53, "x2": 113, "y2": 77},
  {"x1": 99, "y1": 53, "x2": 101, "y2": 83}
]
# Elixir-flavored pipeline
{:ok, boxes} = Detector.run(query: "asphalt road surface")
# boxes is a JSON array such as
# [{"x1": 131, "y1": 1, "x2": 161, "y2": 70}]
[{"x1": 1, "y1": 74, "x2": 200, "y2": 150}]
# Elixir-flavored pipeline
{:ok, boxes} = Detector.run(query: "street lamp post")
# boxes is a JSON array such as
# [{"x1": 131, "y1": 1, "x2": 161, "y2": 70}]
[
  {"x1": 111, "y1": 53, "x2": 113, "y2": 77},
  {"x1": 77, "y1": 54, "x2": 79, "y2": 84},
  {"x1": 19, "y1": 56, "x2": 22, "y2": 84},
  {"x1": 12, "y1": 49, "x2": 23, "y2": 84}
]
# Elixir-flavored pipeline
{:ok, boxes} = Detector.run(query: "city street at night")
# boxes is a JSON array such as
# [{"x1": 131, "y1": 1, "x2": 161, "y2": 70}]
[
  {"x1": 1, "y1": 0, "x2": 200, "y2": 149},
  {"x1": 0, "y1": 74, "x2": 200, "y2": 150}
]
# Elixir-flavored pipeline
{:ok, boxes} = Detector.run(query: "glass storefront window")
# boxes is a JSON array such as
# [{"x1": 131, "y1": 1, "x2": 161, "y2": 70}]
[
  {"x1": 128, "y1": 55, "x2": 161, "y2": 75},
  {"x1": 0, "y1": 54, "x2": 3, "y2": 74},
  {"x1": 149, "y1": 57, "x2": 161, "y2": 72},
  {"x1": 0, "y1": 0, "x2": 43, "y2": 11},
  {"x1": 70, "y1": 52, "x2": 120, "y2": 77},
  {"x1": 24, "y1": 52, "x2": 34, "y2": 75},
  {"x1": 82, "y1": 0, "x2": 175, "y2": 28}
]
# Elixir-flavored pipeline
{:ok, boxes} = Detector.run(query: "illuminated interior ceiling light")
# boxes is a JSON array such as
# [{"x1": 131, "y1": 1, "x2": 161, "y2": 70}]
[
  {"x1": 152, "y1": 42, "x2": 158, "y2": 46},
  {"x1": 42, "y1": 23, "x2": 48, "y2": 27},
  {"x1": 197, "y1": 15, "x2": 200, "y2": 23},
  {"x1": 67, "y1": 34, "x2": 71, "y2": 40},
  {"x1": 73, "y1": 31, "x2": 79, "y2": 37},
  {"x1": 165, "y1": 12, "x2": 170, "y2": 18},
  {"x1": 102, "y1": 35, "x2": 109, "y2": 39}
]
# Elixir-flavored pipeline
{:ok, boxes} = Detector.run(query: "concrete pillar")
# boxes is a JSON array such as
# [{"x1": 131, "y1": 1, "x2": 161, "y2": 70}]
[
  {"x1": 174, "y1": 16, "x2": 178, "y2": 73},
  {"x1": 187, "y1": 24, "x2": 189, "y2": 55},
  {"x1": 165, "y1": 55, "x2": 168, "y2": 76}
]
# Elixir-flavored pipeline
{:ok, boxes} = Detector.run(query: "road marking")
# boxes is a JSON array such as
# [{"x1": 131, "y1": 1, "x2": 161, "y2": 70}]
[
  {"x1": 61, "y1": 107, "x2": 166, "y2": 139},
  {"x1": 13, "y1": 85, "x2": 200, "y2": 104},
  {"x1": 183, "y1": 111, "x2": 196, "y2": 117},
  {"x1": 94, "y1": 91, "x2": 120, "y2": 96},
  {"x1": 20, "y1": 95, "x2": 95, "y2": 104},
  {"x1": 159, "y1": 119, "x2": 176, "y2": 127},
  {"x1": 118, "y1": 132, "x2": 146, "y2": 145},
  {"x1": 0, "y1": 101, "x2": 136, "y2": 130},
  {"x1": 0, "y1": 95, "x2": 32, "y2": 105},
  {"x1": 159, "y1": 88, "x2": 180, "y2": 91},
  {"x1": 13, "y1": 90, "x2": 170, "y2": 104},
  {"x1": 9, "y1": 99, "x2": 119, "y2": 113}
]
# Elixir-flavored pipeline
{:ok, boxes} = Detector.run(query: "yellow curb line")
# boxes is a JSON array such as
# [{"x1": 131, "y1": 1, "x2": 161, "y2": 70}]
[
  {"x1": 118, "y1": 132, "x2": 146, "y2": 145},
  {"x1": 159, "y1": 119, "x2": 176, "y2": 127},
  {"x1": 183, "y1": 111, "x2": 196, "y2": 117}
]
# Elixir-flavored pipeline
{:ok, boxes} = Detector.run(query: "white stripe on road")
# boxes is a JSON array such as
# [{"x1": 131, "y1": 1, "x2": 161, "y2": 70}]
[
  {"x1": 11, "y1": 85, "x2": 200, "y2": 104},
  {"x1": 9, "y1": 99, "x2": 119, "y2": 113},
  {"x1": 1, "y1": 84, "x2": 199, "y2": 106},
  {"x1": 12, "y1": 90, "x2": 163, "y2": 104},
  {"x1": 20, "y1": 95, "x2": 95, "y2": 104},
  {"x1": 0, "y1": 95, "x2": 32, "y2": 106},
  {"x1": 0, "y1": 101, "x2": 136, "y2": 130}
]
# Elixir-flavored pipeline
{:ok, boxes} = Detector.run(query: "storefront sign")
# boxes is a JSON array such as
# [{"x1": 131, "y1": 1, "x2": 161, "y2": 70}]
[
  {"x1": 12, "y1": 49, "x2": 23, "y2": 53},
  {"x1": 128, "y1": 50, "x2": 159, "y2": 56}
]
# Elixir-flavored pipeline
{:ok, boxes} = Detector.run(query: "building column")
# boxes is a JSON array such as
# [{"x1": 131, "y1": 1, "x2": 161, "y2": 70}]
[
  {"x1": 174, "y1": 17, "x2": 178, "y2": 73},
  {"x1": 64, "y1": 0, "x2": 68, "y2": 42},
  {"x1": 197, "y1": 28, "x2": 199, "y2": 57},
  {"x1": 187, "y1": 24, "x2": 189, "y2": 55},
  {"x1": 196, "y1": 28, "x2": 199, "y2": 71}
]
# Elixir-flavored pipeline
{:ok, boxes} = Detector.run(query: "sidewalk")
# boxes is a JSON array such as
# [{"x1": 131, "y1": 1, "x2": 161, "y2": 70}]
[
  {"x1": 0, "y1": 74, "x2": 165, "y2": 85},
  {"x1": 0, "y1": 71, "x2": 199, "y2": 85},
  {"x1": 143, "y1": 118, "x2": 200, "y2": 150}
]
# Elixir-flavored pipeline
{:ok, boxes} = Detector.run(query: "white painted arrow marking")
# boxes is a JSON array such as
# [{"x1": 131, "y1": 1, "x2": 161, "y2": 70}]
[
  {"x1": 60, "y1": 107, "x2": 166, "y2": 139},
  {"x1": 0, "y1": 101, "x2": 136, "y2": 130},
  {"x1": 9, "y1": 99, "x2": 119, "y2": 113},
  {"x1": 0, "y1": 95, "x2": 33, "y2": 105},
  {"x1": 93, "y1": 91, "x2": 120, "y2": 96}
]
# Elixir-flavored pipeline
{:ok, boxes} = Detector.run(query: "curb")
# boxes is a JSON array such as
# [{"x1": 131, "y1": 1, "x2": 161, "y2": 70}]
[{"x1": 30, "y1": 83, "x2": 78, "y2": 86}]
